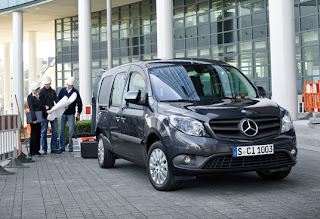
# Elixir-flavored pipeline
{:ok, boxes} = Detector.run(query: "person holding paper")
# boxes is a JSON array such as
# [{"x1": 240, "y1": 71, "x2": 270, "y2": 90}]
[
  {"x1": 27, "y1": 82, "x2": 43, "y2": 156},
  {"x1": 58, "y1": 77, "x2": 83, "y2": 152},
  {"x1": 39, "y1": 76, "x2": 61, "y2": 154}
]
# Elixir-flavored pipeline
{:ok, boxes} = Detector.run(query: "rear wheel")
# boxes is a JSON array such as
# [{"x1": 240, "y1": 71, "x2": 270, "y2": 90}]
[
  {"x1": 256, "y1": 168, "x2": 291, "y2": 180},
  {"x1": 147, "y1": 141, "x2": 181, "y2": 191},
  {"x1": 97, "y1": 134, "x2": 115, "y2": 168}
]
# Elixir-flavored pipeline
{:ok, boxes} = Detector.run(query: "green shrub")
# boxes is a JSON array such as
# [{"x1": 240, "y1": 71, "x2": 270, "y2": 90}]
[{"x1": 58, "y1": 120, "x2": 91, "y2": 145}]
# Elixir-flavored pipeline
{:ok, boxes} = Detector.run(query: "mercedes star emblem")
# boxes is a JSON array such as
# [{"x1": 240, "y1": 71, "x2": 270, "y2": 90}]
[{"x1": 240, "y1": 119, "x2": 258, "y2": 137}]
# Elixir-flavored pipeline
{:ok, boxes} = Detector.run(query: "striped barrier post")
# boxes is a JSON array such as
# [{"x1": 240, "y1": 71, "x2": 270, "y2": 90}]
[
  {"x1": 0, "y1": 114, "x2": 24, "y2": 175},
  {"x1": 302, "y1": 80, "x2": 320, "y2": 113}
]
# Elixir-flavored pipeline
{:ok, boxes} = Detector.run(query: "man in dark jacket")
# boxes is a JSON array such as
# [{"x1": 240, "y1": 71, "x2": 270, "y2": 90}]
[
  {"x1": 39, "y1": 76, "x2": 61, "y2": 154},
  {"x1": 58, "y1": 77, "x2": 82, "y2": 152}
]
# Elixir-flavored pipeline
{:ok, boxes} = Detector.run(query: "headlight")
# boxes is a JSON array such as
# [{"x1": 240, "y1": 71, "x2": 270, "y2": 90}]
[
  {"x1": 169, "y1": 115, "x2": 205, "y2": 137},
  {"x1": 281, "y1": 111, "x2": 293, "y2": 133}
]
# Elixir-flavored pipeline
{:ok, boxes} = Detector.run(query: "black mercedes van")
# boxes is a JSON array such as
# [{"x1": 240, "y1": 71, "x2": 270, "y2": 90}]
[{"x1": 95, "y1": 59, "x2": 297, "y2": 191}]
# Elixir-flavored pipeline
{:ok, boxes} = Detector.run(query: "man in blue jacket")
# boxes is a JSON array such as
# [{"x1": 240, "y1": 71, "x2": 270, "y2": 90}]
[{"x1": 58, "y1": 77, "x2": 83, "y2": 152}]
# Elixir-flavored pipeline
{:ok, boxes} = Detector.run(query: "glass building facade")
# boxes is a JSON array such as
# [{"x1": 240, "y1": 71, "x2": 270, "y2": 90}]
[{"x1": 55, "y1": 0, "x2": 320, "y2": 96}]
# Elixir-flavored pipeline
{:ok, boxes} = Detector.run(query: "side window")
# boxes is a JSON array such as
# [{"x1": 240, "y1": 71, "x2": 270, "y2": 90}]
[
  {"x1": 110, "y1": 72, "x2": 126, "y2": 106},
  {"x1": 98, "y1": 76, "x2": 113, "y2": 105},
  {"x1": 127, "y1": 72, "x2": 146, "y2": 109}
]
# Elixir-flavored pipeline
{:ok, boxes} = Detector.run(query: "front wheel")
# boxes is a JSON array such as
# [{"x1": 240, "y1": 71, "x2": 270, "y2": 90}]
[
  {"x1": 147, "y1": 141, "x2": 181, "y2": 191},
  {"x1": 256, "y1": 168, "x2": 292, "y2": 180},
  {"x1": 97, "y1": 134, "x2": 115, "y2": 168}
]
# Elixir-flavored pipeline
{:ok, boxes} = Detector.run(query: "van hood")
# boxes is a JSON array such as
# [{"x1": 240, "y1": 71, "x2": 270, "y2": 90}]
[{"x1": 158, "y1": 98, "x2": 280, "y2": 120}]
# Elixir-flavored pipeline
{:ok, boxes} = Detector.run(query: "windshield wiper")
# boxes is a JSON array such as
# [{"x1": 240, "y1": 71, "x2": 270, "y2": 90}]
[{"x1": 160, "y1": 99, "x2": 195, "y2": 102}]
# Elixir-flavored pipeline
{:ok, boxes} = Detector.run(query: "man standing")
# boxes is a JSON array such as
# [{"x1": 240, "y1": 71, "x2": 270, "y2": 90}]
[
  {"x1": 39, "y1": 76, "x2": 61, "y2": 154},
  {"x1": 58, "y1": 77, "x2": 82, "y2": 152}
]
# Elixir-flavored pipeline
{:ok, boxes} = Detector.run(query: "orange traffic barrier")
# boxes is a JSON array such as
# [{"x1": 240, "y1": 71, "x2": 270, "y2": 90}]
[
  {"x1": 302, "y1": 80, "x2": 320, "y2": 113},
  {"x1": 81, "y1": 136, "x2": 95, "y2": 142}
]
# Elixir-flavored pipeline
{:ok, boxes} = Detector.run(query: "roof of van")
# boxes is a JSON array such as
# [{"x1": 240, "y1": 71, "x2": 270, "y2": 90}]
[
  {"x1": 135, "y1": 58, "x2": 230, "y2": 67},
  {"x1": 100, "y1": 58, "x2": 233, "y2": 78}
]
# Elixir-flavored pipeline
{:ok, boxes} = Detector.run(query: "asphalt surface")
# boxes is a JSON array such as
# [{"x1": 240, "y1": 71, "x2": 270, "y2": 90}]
[{"x1": 0, "y1": 142, "x2": 320, "y2": 219}]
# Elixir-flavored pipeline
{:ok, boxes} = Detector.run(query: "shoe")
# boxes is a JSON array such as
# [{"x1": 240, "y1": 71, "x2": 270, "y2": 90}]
[
  {"x1": 36, "y1": 152, "x2": 42, "y2": 155},
  {"x1": 69, "y1": 148, "x2": 73, "y2": 152},
  {"x1": 43, "y1": 151, "x2": 47, "y2": 155},
  {"x1": 51, "y1": 150, "x2": 62, "y2": 154}
]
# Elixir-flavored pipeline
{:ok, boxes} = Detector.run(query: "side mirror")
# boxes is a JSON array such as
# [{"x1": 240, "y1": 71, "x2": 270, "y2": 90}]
[
  {"x1": 125, "y1": 90, "x2": 144, "y2": 105},
  {"x1": 257, "y1": 86, "x2": 267, "y2": 98}
]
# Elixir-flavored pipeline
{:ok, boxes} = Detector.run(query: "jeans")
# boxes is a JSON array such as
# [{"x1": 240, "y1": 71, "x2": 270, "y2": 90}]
[
  {"x1": 59, "y1": 114, "x2": 75, "y2": 149},
  {"x1": 41, "y1": 117, "x2": 58, "y2": 151}
]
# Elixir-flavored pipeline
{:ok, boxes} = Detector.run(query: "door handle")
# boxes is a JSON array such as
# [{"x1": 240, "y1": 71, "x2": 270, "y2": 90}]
[
  {"x1": 115, "y1": 116, "x2": 120, "y2": 121},
  {"x1": 100, "y1": 106, "x2": 106, "y2": 110},
  {"x1": 121, "y1": 116, "x2": 126, "y2": 122}
]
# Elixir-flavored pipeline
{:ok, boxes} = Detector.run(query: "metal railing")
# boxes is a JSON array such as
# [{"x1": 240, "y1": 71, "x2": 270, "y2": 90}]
[{"x1": 0, "y1": 114, "x2": 22, "y2": 174}]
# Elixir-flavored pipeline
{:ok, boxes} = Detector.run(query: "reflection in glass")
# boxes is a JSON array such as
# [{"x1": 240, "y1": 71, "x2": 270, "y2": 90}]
[
  {"x1": 301, "y1": 31, "x2": 318, "y2": 45},
  {"x1": 302, "y1": 46, "x2": 319, "y2": 61},
  {"x1": 225, "y1": 56, "x2": 238, "y2": 67},
  {"x1": 225, "y1": 45, "x2": 236, "y2": 54},
  {"x1": 150, "y1": 64, "x2": 257, "y2": 101},
  {"x1": 254, "y1": 52, "x2": 268, "y2": 65},
  {"x1": 300, "y1": 0, "x2": 317, "y2": 16},
  {"x1": 211, "y1": 0, "x2": 222, "y2": 10},
  {"x1": 255, "y1": 66, "x2": 268, "y2": 78},
  {"x1": 210, "y1": 10, "x2": 223, "y2": 22},
  {"x1": 252, "y1": 12, "x2": 266, "y2": 26},
  {"x1": 185, "y1": 15, "x2": 197, "y2": 27},
  {"x1": 211, "y1": 46, "x2": 224, "y2": 57},
  {"x1": 238, "y1": 3, "x2": 251, "y2": 16},
  {"x1": 301, "y1": 15, "x2": 317, "y2": 31},
  {"x1": 240, "y1": 54, "x2": 252, "y2": 66},
  {"x1": 239, "y1": 41, "x2": 252, "y2": 53},
  {"x1": 239, "y1": 67, "x2": 253, "y2": 78},
  {"x1": 252, "y1": 1, "x2": 264, "y2": 12},
  {"x1": 304, "y1": 62, "x2": 319, "y2": 76},
  {"x1": 254, "y1": 41, "x2": 266, "y2": 50}
]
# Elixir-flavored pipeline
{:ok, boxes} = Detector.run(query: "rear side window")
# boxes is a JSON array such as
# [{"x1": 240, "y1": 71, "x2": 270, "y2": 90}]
[
  {"x1": 110, "y1": 72, "x2": 126, "y2": 106},
  {"x1": 98, "y1": 76, "x2": 113, "y2": 105}
]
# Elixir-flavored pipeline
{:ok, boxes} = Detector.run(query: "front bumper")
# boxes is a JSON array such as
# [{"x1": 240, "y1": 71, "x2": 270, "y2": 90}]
[{"x1": 166, "y1": 129, "x2": 297, "y2": 176}]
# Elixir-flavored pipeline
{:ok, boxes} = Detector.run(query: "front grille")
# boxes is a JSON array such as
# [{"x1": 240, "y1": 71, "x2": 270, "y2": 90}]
[
  {"x1": 203, "y1": 152, "x2": 293, "y2": 169},
  {"x1": 209, "y1": 116, "x2": 280, "y2": 140}
]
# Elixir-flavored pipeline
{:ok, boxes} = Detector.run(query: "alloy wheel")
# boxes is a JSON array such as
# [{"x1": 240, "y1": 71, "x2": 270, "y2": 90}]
[
  {"x1": 149, "y1": 148, "x2": 168, "y2": 185},
  {"x1": 98, "y1": 138, "x2": 105, "y2": 165}
]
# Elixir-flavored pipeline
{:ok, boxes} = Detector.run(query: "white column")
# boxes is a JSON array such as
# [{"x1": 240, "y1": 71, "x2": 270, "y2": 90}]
[
  {"x1": 269, "y1": 0, "x2": 298, "y2": 120},
  {"x1": 29, "y1": 31, "x2": 37, "y2": 85},
  {"x1": 4, "y1": 44, "x2": 11, "y2": 113},
  {"x1": 156, "y1": 0, "x2": 174, "y2": 59},
  {"x1": 78, "y1": 0, "x2": 92, "y2": 107},
  {"x1": 107, "y1": 0, "x2": 112, "y2": 69},
  {"x1": 13, "y1": 11, "x2": 24, "y2": 122}
]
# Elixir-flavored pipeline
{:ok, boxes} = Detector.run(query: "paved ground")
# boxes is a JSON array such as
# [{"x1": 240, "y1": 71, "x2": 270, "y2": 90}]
[{"x1": 1, "y1": 120, "x2": 320, "y2": 218}]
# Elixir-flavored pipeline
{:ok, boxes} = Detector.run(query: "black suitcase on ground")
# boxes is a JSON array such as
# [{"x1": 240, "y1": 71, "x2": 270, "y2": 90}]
[{"x1": 81, "y1": 141, "x2": 98, "y2": 158}]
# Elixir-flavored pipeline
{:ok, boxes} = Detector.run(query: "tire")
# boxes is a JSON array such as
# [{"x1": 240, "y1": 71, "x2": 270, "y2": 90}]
[
  {"x1": 97, "y1": 134, "x2": 115, "y2": 168},
  {"x1": 147, "y1": 141, "x2": 181, "y2": 191},
  {"x1": 256, "y1": 168, "x2": 292, "y2": 180}
]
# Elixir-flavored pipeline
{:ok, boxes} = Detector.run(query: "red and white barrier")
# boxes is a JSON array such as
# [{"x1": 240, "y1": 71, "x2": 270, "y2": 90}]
[{"x1": 0, "y1": 115, "x2": 21, "y2": 162}]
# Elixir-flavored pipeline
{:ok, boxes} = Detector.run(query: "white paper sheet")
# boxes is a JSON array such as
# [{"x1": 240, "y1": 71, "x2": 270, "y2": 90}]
[{"x1": 47, "y1": 92, "x2": 77, "y2": 121}]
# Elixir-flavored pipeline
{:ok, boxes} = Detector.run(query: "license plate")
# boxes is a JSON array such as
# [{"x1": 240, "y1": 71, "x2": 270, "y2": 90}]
[{"x1": 233, "y1": 144, "x2": 274, "y2": 157}]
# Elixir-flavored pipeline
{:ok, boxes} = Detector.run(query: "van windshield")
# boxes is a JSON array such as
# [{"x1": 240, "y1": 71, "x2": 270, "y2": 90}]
[{"x1": 149, "y1": 64, "x2": 257, "y2": 101}]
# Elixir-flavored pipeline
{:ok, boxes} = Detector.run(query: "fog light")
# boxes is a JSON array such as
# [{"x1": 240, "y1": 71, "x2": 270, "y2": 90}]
[
  {"x1": 183, "y1": 156, "x2": 191, "y2": 164},
  {"x1": 291, "y1": 148, "x2": 296, "y2": 155}
]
